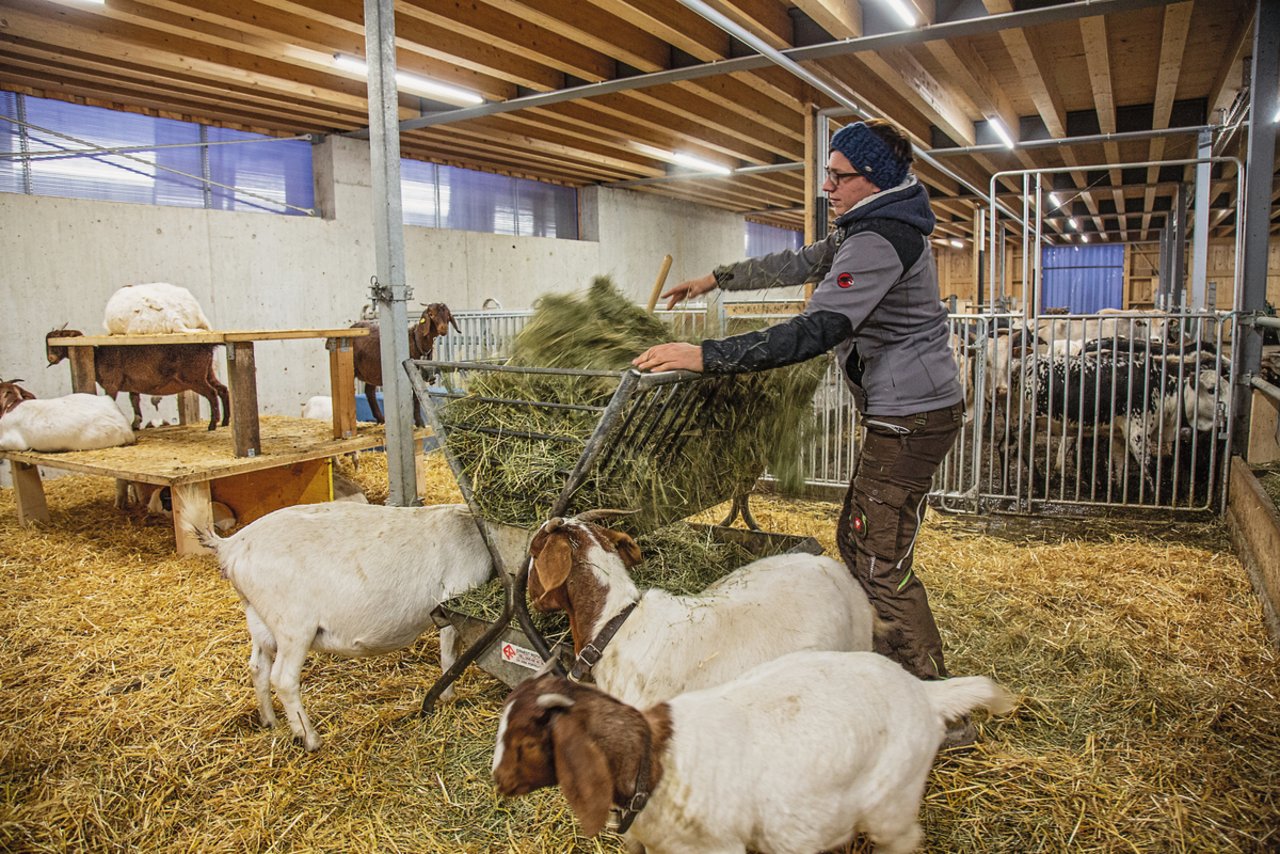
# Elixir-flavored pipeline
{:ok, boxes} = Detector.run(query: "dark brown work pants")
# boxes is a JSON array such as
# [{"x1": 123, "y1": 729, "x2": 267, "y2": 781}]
[{"x1": 836, "y1": 402, "x2": 964, "y2": 680}]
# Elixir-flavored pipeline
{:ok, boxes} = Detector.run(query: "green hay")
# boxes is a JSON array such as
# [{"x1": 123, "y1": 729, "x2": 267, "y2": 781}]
[{"x1": 436, "y1": 276, "x2": 824, "y2": 531}]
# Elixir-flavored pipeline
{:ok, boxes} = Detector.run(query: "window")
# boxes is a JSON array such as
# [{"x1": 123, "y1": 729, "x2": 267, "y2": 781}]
[
  {"x1": 745, "y1": 220, "x2": 803, "y2": 257},
  {"x1": 401, "y1": 158, "x2": 578, "y2": 239},
  {"x1": 0, "y1": 90, "x2": 314, "y2": 216}
]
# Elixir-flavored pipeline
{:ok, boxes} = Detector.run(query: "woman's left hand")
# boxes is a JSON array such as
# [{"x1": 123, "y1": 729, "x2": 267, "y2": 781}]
[{"x1": 632, "y1": 342, "x2": 704, "y2": 373}]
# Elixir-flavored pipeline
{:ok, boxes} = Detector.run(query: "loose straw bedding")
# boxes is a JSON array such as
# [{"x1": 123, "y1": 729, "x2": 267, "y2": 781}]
[{"x1": 1, "y1": 453, "x2": 1278, "y2": 852}]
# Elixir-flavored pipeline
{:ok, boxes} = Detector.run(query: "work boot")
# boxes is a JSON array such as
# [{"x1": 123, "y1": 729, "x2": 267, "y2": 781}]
[{"x1": 940, "y1": 715, "x2": 977, "y2": 751}]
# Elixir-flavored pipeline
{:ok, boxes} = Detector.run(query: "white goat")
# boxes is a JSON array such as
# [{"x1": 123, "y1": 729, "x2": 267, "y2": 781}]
[
  {"x1": 197, "y1": 503, "x2": 530, "y2": 751},
  {"x1": 300, "y1": 395, "x2": 333, "y2": 421},
  {"x1": 0, "y1": 389, "x2": 135, "y2": 452},
  {"x1": 527, "y1": 516, "x2": 878, "y2": 707},
  {"x1": 102, "y1": 282, "x2": 212, "y2": 335},
  {"x1": 494, "y1": 651, "x2": 1015, "y2": 854}
]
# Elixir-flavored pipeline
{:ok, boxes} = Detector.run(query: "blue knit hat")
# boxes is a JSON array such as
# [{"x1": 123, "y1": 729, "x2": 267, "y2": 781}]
[{"x1": 830, "y1": 122, "x2": 909, "y2": 190}]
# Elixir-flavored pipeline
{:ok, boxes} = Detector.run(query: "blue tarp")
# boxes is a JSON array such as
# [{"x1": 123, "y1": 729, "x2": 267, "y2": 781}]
[{"x1": 1041, "y1": 244, "x2": 1124, "y2": 313}]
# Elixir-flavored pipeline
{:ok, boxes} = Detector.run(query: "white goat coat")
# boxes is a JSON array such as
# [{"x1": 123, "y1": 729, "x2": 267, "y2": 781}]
[
  {"x1": 204, "y1": 502, "x2": 528, "y2": 750},
  {"x1": 103, "y1": 282, "x2": 212, "y2": 334},
  {"x1": 585, "y1": 549, "x2": 876, "y2": 708},
  {"x1": 629, "y1": 651, "x2": 1012, "y2": 854},
  {"x1": 0, "y1": 394, "x2": 135, "y2": 451},
  {"x1": 300, "y1": 395, "x2": 333, "y2": 421}
]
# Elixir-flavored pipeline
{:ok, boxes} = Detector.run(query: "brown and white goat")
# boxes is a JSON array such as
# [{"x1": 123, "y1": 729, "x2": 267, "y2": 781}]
[
  {"x1": 494, "y1": 652, "x2": 1015, "y2": 854},
  {"x1": 45, "y1": 329, "x2": 230, "y2": 431},
  {"x1": 527, "y1": 514, "x2": 878, "y2": 708},
  {"x1": 0, "y1": 378, "x2": 37, "y2": 418},
  {"x1": 350, "y1": 302, "x2": 460, "y2": 425},
  {"x1": 0, "y1": 379, "x2": 135, "y2": 452}
]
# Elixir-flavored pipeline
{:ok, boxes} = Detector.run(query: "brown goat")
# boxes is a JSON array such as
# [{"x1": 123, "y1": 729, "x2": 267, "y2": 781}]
[
  {"x1": 0, "y1": 379, "x2": 37, "y2": 418},
  {"x1": 45, "y1": 329, "x2": 230, "y2": 431},
  {"x1": 351, "y1": 303, "x2": 459, "y2": 425}
]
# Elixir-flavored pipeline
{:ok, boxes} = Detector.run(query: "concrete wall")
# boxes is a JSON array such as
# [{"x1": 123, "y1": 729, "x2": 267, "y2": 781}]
[{"x1": 0, "y1": 136, "x2": 744, "y2": 411}]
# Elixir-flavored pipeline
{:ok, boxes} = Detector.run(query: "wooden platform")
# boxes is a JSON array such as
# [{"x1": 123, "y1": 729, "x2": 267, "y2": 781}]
[
  {"x1": 47, "y1": 327, "x2": 370, "y2": 458},
  {"x1": 1, "y1": 416, "x2": 430, "y2": 555}
]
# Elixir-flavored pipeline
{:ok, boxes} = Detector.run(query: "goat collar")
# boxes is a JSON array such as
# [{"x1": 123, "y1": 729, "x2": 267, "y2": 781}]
[
  {"x1": 569, "y1": 602, "x2": 636, "y2": 683},
  {"x1": 611, "y1": 723, "x2": 653, "y2": 834}
]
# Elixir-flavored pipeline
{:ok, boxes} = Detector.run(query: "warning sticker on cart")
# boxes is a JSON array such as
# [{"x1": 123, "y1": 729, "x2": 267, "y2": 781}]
[{"x1": 500, "y1": 641, "x2": 545, "y2": 671}]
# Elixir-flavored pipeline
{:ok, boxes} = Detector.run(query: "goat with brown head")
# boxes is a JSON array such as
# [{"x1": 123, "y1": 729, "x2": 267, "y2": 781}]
[
  {"x1": 492, "y1": 669, "x2": 669, "y2": 838},
  {"x1": 411, "y1": 302, "x2": 461, "y2": 362},
  {"x1": 0, "y1": 379, "x2": 37, "y2": 418},
  {"x1": 527, "y1": 512, "x2": 642, "y2": 650}
]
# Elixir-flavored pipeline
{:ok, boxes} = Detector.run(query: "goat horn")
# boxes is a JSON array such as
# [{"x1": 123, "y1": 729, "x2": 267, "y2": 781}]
[
  {"x1": 573, "y1": 508, "x2": 639, "y2": 524},
  {"x1": 540, "y1": 516, "x2": 565, "y2": 533}
]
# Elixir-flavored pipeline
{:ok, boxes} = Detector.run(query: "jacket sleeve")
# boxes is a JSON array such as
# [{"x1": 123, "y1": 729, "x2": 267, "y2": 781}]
[
  {"x1": 701, "y1": 310, "x2": 852, "y2": 373},
  {"x1": 712, "y1": 232, "x2": 840, "y2": 293},
  {"x1": 804, "y1": 231, "x2": 905, "y2": 333}
]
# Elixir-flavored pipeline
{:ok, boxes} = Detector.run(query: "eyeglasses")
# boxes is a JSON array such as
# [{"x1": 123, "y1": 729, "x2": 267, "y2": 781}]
[{"x1": 825, "y1": 168, "x2": 863, "y2": 185}]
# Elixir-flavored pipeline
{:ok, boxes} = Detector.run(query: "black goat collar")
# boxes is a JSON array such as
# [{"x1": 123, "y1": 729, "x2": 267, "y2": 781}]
[
  {"x1": 568, "y1": 602, "x2": 636, "y2": 682},
  {"x1": 612, "y1": 727, "x2": 653, "y2": 834}
]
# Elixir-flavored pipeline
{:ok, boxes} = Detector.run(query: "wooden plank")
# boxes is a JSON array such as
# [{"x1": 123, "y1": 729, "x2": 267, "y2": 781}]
[
  {"x1": 327, "y1": 337, "x2": 358, "y2": 440},
  {"x1": 210, "y1": 457, "x2": 330, "y2": 527},
  {"x1": 49, "y1": 328, "x2": 369, "y2": 346},
  {"x1": 1247, "y1": 388, "x2": 1280, "y2": 465},
  {"x1": 171, "y1": 479, "x2": 212, "y2": 555},
  {"x1": 226, "y1": 341, "x2": 260, "y2": 458},
  {"x1": 177, "y1": 390, "x2": 202, "y2": 425},
  {"x1": 1226, "y1": 457, "x2": 1280, "y2": 649},
  {"x1": 11, "y1": 462, "x2": 50, "y2": 526}
]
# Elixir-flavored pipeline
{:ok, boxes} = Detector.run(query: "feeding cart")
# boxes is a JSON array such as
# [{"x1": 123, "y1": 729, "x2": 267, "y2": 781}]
[{"x1": 404, "y1": 358, "x2": 823, "y2": 712}]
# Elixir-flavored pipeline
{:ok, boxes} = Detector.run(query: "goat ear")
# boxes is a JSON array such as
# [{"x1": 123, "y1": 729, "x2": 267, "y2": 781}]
[
  {"x1": 532, "y1": 535, "x2": 574, "y2": 594},
  {"x1": 598, "y1": 529, "x2": 642, "y2": 568},
  {"x1": 536, "y1": 692, "x2": 574, "y2": 710},
  {"x1": 551, "y1": 713, "x2": 614, "y2": 837}
]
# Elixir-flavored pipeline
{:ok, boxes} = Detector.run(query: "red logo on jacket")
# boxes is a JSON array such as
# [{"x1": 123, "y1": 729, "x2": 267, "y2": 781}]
[{"x1": 837, "y1": 272, "x2": 854, "y2": 288}]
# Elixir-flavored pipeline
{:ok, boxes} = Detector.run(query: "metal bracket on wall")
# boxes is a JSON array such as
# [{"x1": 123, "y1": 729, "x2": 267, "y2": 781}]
[{"x1": 368, "y1": 275, "x2": 412, "y2": 304}]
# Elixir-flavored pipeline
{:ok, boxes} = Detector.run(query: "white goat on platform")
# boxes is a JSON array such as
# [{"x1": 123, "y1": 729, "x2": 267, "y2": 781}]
[
  {"x1": 494, "y1": 651, "x2": 1015, "y2": 854},
  {"x1": 103, "y1": 282, "x2": 212, "y2": 335},
  {"x1": 527, "y1": 515, "x2": 878, "y2": 708},
  {"x1": 0, "y1": 380, "x2": 135, "y2": 452},
  {"x1": 197, "y1": 503, "x2": 529, "y2": 751}
]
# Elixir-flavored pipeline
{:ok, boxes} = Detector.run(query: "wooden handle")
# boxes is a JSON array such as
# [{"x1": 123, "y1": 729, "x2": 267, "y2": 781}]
[{"x1": 646, "y1": 255, "x2": 675, "y2": 314}]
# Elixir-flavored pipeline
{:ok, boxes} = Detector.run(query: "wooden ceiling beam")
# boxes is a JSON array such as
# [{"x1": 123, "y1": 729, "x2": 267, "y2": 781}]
[
  {"x1": 579, "y1": 0, "x2": 730, "y2": 62},
  {"x1": 1205, "y1": 5, "x2": 1253, "y2": 119},
  {"x1": 1142, "y1": 1, "x2": 1194, "y2": 236},
  {"x1": 481, "y1": 0, "x2": 671, "y2": 72},
  {"x1": 790, "y1": 0, "x2": 863, "y2": 39},
  {"x1": 982, "y1": 0, "x2": 1066, "y2": 139}
]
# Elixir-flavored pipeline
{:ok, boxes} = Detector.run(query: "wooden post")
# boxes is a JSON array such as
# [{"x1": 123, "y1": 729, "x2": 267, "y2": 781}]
[
  {"x1": 177, "y1": 390, "x2": 202, "y2": 425},
  {"x1": 171, "y1": 480, "x2": 213, "y2": 555},
  {"x1": 327, "y1": 336, "x2": 358, "y2": 439},
  {"x1": 11, "y1": 462, "x2": 50, "y2": 525},
  {"x1": 68, "y1": 348, "x2": 96, "y2": 393},
  {"x1": 226, "y1": 341, "x2": 261, "y2": 457}
]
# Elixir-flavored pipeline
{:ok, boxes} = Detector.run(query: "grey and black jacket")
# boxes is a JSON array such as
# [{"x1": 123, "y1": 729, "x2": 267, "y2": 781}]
[{"x1": 702, "y1": 177, "x2": 963, "y2": 417}]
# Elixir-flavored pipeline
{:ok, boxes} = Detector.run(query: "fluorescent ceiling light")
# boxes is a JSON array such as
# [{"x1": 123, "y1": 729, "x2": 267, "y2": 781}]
[
  {"x1": 1081, "y1": 234, "x2": 1090, "y2": 243},
  {"x1": 1274, "y1": 104, "x2": 1280, "y2": 124},
  {"x1": 333, "y1": 55, "x2": 483, "y2": 106},
  {"x1": 633, "y1": 142, "x2": 733, "y2": 175},
  {"x1": 949, "y1": 238, "x2": 964, "y2": 249},
  {"x1": 988, "y1": 117, "x2": 1016, "y2": 149},
  {"x1": 882, "y1": 0, "x2": 919, "y2": 27},
  {"x1": 669, "y1": 151, "x2": 733, "y2": 175},
  {"x1": 1048, "y1": 192, "x2": 1063, "y2": 208},
  {"x1": 1067, "y1": 217, "x2": 1079, "y2": 230}
]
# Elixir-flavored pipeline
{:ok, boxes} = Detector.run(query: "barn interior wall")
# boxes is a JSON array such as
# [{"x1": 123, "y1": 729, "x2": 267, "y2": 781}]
[{"x1": 0, "y1": 134, "x2": 743, "y2": 478}]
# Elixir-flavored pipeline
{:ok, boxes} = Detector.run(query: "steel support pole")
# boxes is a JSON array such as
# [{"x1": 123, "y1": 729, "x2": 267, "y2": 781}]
[
  {"x1": 1237, "y1": 0, "x2": 1280, "y2": 451},
  {"x1": 364, "y1": 0, "x2": 418, "y2": 506},
  {"x1": 1190, "y1": 129, "x2": 1212, "y2": 309},
  {"x1": 1169, "y1": 183, "x2": 1188, "y2": 311}
]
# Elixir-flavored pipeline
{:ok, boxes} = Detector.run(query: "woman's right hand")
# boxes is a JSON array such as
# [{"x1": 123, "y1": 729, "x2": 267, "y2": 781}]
[{"x1": 661, "y1": 273, "x2": 717, "y2": 310}]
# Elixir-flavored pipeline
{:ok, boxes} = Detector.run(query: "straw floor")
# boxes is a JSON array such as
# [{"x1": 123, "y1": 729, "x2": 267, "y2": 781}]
[{"x1": 1, "y1": 453, "x2": 1277, "y2": 852}]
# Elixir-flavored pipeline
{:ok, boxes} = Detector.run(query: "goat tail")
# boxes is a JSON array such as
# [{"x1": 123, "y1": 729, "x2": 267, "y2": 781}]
[
  {"x1": 181, "y1": 518, "x2": 228, "y2": 572},
  {"x1": 924, "y1": 676, "x2": 1015, "y2": 724}
]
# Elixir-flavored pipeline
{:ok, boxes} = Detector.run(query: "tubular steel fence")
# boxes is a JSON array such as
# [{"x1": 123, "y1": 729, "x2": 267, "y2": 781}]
[{"x1": 421, "y1": 304, "x2": 1237, "y2": 518}]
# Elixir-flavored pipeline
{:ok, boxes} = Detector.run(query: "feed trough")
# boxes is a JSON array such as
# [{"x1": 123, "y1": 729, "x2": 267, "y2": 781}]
[{"x1": 405, "y1": 358, "x2": 822, "y2": 710}]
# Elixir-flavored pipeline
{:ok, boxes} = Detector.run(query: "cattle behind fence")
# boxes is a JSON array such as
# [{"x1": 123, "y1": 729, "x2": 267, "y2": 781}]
[{"x1": 421, "y1": 306, "x2": 1236, "y2": 518}]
